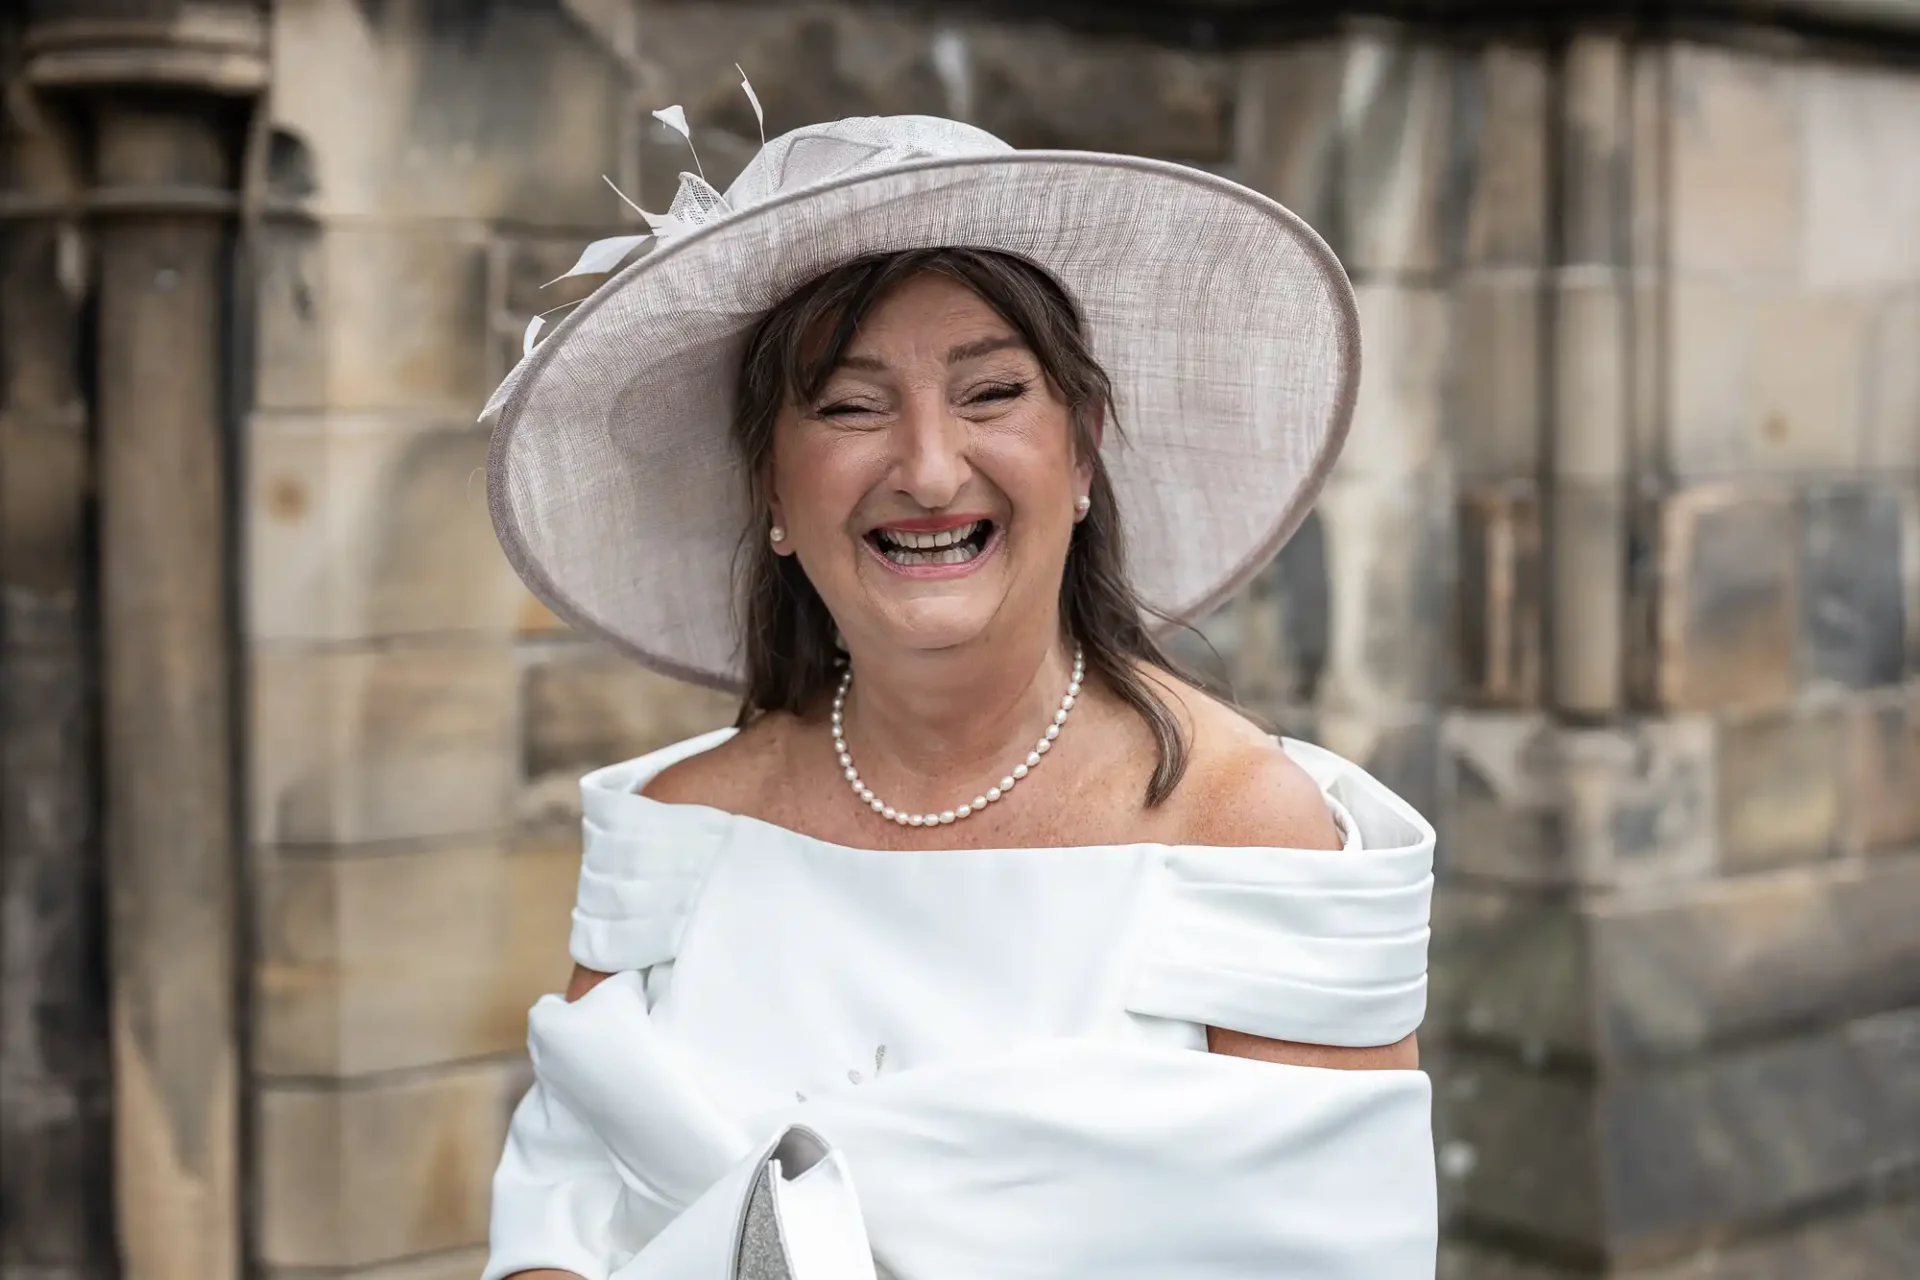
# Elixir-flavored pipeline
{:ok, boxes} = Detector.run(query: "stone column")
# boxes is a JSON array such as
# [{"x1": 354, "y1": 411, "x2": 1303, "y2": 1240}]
[{"x1": 20, "y1": 6, "x2": 266, "y2": 1280}]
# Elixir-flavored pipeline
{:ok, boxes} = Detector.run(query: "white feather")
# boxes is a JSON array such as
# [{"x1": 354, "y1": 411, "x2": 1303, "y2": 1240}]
[
  {"x1": 651, "y1": 104, "x2": 690, "y2": 139},
  {"x1": 736, "y1": 64, "x2": 766, "y2": 144},
  {"x1": 523, "y1": 314, "x2": 546, "y2": 357},
  {"x1": 550, "y1": 234, "x2": 650, "y2": 284}
]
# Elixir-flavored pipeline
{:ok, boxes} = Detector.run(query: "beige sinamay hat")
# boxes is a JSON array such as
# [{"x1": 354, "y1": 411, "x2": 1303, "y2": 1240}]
[{"x1": 483, "y1": 105, "x2": 1360, "y2": 692}]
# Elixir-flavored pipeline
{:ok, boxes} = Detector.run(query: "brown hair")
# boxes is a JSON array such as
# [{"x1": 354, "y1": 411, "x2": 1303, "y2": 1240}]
[{"x1": 729, "y1": 247, "x2": 1200, "y2": 805}]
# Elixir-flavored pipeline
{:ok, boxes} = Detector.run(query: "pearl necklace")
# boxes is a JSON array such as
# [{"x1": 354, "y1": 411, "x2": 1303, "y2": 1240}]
[{"x1": 832, "y1": 647, "x2": 1085, "y2": 827}]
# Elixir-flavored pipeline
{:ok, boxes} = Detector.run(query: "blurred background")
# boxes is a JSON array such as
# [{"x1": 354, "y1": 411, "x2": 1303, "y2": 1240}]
[{"x1": 1, "y1": 1, "x2": 1916, "y2": 1279}]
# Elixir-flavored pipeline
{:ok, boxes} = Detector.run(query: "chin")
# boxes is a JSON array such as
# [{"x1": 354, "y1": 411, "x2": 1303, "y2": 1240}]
[{"x1": 870, "y1": 596, "x2": 1002, "y2": 653}]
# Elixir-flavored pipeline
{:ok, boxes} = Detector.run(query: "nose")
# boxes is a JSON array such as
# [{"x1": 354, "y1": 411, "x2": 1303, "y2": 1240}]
[{"x1": 890, "y1": 388, "x2": 969, "y2": 510}]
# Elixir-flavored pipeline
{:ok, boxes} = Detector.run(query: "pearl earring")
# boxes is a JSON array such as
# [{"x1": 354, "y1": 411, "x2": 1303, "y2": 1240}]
[
  {"x1": 769, "y1": 525, "x2": 786, "y2": 544},
  {"x1": 1074, "y1": 495, "x2": 1091, "y2": 515}
]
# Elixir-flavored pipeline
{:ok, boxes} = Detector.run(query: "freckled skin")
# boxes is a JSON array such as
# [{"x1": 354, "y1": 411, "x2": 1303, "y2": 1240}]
[{"x1": 572, "y1": 273, "x2": 1420, "y2": 1085}]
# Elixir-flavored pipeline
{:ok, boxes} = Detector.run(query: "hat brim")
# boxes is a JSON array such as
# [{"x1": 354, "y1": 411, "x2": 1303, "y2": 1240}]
[{"x1": 485, "y1": 151, "x2": 1359, "y2": 693}]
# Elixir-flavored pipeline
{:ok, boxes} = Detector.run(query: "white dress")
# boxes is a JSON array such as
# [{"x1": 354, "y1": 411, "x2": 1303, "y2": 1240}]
[{"x1": 486, "y1": 728, "x2": 1439, "y2": 1280}]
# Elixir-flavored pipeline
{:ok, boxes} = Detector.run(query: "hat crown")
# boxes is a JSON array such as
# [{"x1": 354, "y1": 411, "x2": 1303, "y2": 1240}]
[{"x1": 722, "y1": 115, "x2": 1013, "y2": 213}]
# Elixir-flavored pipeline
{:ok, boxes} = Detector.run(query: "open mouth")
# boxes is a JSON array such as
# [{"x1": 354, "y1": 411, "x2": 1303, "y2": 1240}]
[{"x1": 866, "y1": 519, "x2": 996, "y2": 568}]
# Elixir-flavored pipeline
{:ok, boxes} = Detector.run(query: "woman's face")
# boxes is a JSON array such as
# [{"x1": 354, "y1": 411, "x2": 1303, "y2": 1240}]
[{"x1": 767, "y1": 271, "x2": 1093, "y2": 658}]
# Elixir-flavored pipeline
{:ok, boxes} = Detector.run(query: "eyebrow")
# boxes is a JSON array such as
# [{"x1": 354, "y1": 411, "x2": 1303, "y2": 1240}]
[{"x1": 837, "y1": 335, "x2": 1029, "y2": 373}]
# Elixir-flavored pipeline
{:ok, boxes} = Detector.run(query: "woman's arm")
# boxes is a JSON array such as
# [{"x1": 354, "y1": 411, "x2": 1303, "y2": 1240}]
[{"x1": 1176, "y1": 736, "x2": 1423, "y2": 1071}]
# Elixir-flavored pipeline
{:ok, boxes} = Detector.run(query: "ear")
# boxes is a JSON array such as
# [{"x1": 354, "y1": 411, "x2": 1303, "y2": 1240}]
[{"x1": 1073, "y1": 403, "x2": 1104, "y2": 499}]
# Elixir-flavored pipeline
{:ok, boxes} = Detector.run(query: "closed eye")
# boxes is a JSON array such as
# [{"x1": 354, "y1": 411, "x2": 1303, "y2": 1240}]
[{"x1": 966, "y1": 381, "x2": 1028, "y2": 405}]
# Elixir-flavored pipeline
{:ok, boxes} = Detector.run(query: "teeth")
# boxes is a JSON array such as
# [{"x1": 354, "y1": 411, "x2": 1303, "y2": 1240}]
[
  {"x1": 877, "y1": 521, "x2": 980, "y2": 551},
  {"x1": 877, "y1": 540, "x2": 983, "y2": 567}
]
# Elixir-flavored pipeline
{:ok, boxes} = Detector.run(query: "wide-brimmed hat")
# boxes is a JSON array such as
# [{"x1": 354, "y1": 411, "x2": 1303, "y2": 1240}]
[{"x1": 483, "y1": 106, "x2": 1359, "y2": 692}]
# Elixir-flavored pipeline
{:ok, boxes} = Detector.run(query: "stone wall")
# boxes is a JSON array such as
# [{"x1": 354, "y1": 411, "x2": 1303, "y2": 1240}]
[{"x1": 241, "y1": 2, "x2": 1919, "y2": 1277}]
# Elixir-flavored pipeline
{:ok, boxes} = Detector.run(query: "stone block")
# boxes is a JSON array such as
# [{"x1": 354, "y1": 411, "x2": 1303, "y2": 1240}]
[
  {"x1": 1431, "y1": 1049, "x2": 1603, "y2": 1251},
  {"x1": 254, "y1": 222, "x2": 492, "y2": 417},
  {"x1": 1667, "y1": 283, "x2": 1871, "y2": 477},
  {"x1": 1439, "y1": 714, "x2": 1715, "y2": 887},
  {"x1": 1625, "y1": 1197, "x2": 1920, "y2": 1280},
  {"x1": 1340, "y1": 37, "x2": 1455, "y2": 277},
  {"x1": 522, "y1": 647, "x2": 739, "y2": 782},
  {"x1": 253, "y1": 839, "x2": 576, "y2": 1078},
  {"x1": 960, "y1": 26, "x2": 1232, "y2": 160},
  {"x1": 1560, "y1": 35, "x2": 1630, "y2": 267},
  {"x1": 1552, "y1": 483, "x2": 1628, "y2": 717},
  {"x1": 1456, "y1": 44, "x2": 1550, "y2": 269},
  {"x1": 0, "y1": 1081, "x2": 114, "y2": 1266},
  {"x1": 1428, "y1": 883, "x2": 1591, "y2": 1058},
  {"x1": 1456, "y1": 484, "x2": 1542, "y2": 710},
  {"x1": 1667, "y1": 44, "x2": 1802, "y2": 276},
  {"x1": 1315, "y1": 473, "x2": 1454, "y2": 713},
  {"x1": 1799, "y1": 484, "x2": 1909, "y2": 690},
  {"x1": 1592, "y1": 852, "x2": 1920, "y2": 1062},
  {"x1": 1802, "y1": 63, "x2": 1920, "y2": 290},
  {"x1": 1715, "y1": 702, "x2": 1847, "y2": 871},
  {"x1": 1344, "y1": 283, "x2": 1450, "y2": 479},
  {"x1": 247, "y1": 414, "x2": 523, "y2": 643},
  {"x1": 1437, "y1": 1243, "x2": 1582, "y2": 1280},
  {"x1": 1866, "y1": 290, "x2": 1920, "y2": 472},
  {"x1": 255, "y1": 1061, "x2": 523, "y2": 1268},
  {"x1": 251, "y1": 644, "x2": 521, "y2": 847},
  {"x1": 1848, "y1": 686, "x2": 1920, "y2": 852},
  {"x1": 1235, "y1": 42, "x2": 1344, "y2": 244},
  {"x1": 1598, "y1": 1009, "x2": 1920, "y2": 1258},
  {"x1": 1448, "y1": 272, "x2": 1542, "y2": 478},
  {"x1": 268, "y1": 0, "x2": 636, "y2": 224},
  {"x1": 1650, "y1": 484, "x2": 1799, "y2": 713}
]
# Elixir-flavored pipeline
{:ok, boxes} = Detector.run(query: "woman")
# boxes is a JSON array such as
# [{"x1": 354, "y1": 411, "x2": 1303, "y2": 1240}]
[{"x1": 482, "y1": 107, "x2": 1436, "y2": 1280}]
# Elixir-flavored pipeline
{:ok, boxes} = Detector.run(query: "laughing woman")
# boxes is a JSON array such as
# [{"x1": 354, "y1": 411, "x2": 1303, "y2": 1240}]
[{"x1": 481, "y1": 111, "x2": 1436, "y2": 1280}]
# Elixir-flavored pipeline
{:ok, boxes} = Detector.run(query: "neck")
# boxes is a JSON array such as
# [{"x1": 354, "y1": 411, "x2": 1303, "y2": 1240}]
[{"x1": 836, "y1": 627, "x2": 1078, "y2": 801}]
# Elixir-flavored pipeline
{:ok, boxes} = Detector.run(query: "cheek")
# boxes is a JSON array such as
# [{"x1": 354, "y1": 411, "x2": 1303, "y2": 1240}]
[{"x1": 773, "y1": 431, "x2": 882, "y2": 532}]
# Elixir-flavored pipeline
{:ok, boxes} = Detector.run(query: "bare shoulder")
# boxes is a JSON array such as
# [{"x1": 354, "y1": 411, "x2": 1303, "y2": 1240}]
[
  {"x1": 1145, "y1": 669, "x2": 1343, "y2": 852},
  {"x1": 639, "y1": 715, "x2": 796, "y2": 812}
]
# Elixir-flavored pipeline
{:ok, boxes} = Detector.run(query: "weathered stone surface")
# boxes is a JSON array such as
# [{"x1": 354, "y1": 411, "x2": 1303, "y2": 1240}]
[
  {"x1": 251, "y1": 645, "x2": 521, "y2": 847},
  {"x1": 961, "y1": 26, "x2": 1232, "y2": 159},
  {"x1": 1715, "y1": 702, "x2": 1846, "y2": 871},
  {"x1": 1340, "y1": 37, "x2": 1455, "y2": 277},
  {"x1": 1801, "y1": 62, "x2": 1920, "y2": 290},
  {"x1": 1432, "y1": 1049, "x2": 1604, "y2": 1251},
  {"x1": 1865, "y1": 291, "x2": 1920, "y2": 471},
  {"x1": 247, "y1": 414, "x2": 522, "y2": 643},
  {"x1": 1437, "y1": 1242, "x2": 1582, "y2": 1280},
  {"x1": 0, "y1": 1081, "x2": 114, "y2": 1266},
  {"x1": 269, "y1": 0, "x2": 636, "y2": 225},
  {"x1": 1456, "y1": 44, "x2": 1550, "y2": 269},
  {"x1": 253, "y1": 839, "x2": 576, "y2": 1078},
  {"x1": 1600, "y1": 1008, "x2": 1920, "y2": 1259},
  {"x1": 1848, "y1": 685, "x2": 1920, "y2": 852},
  {"x1": 1449, "y1": 273, "x2": 1542, "y2": 479},
  {"x1": 1667, "y1": 44, "x2": 1803, "y2": 276},
  {"x1": 522, "y1": 647, "x2": 739, "y2": 783},
  {"x1": 256, "y1": 1061, "x2": 522, "y2": 1267},
  {"x1": 1652, "y1": 484, "x2": 1799, "y2": 712},
  {"x1": 254, "y1": 222, "x2": 493, "y2": 417},
  {"x1": 1191, "y1": 512, "x2": 1330, "y2": 718},
  {"x1": 263, "y1": 1245, "x2": 492, "y2": 1280},
  {"x1": 1345, "y1": 283, "x2": 1450, "y2": 478},
  {"x1": 1666, "y1": 283, "x2": 1871, "y2": 476},
  {"x1": 1554, "y1": 275, "x2": 1629, "y2": 480},
  {"x1": 1429, "y1": 882, "x2": 1591, "y2": 1057},
  {"x1": 1627, "y1": 1195, "x2": 1920, "y2": 1280},
  {"x1": 1560, "y1": 35, "x2": 1631, "y2": 267},
  {"x1": 1593, "y1": 852, "x2": 1920, "y2": 1062},
  {"x1": 1439, "y1": 714, "x2": 1714, "y2": 887},
  {"x1": 1799, "y1": 484, "x2": 1909, "y2": 690},
  {"x1": 1315, "y1": 473, "x2": 1454, "y2": 713},
  {"x1": 1235, "y1": 41, "x2": 1344, "y2": 242},
  {"x1": 1456, "y1": 484, "x2": 1542, "y2": 710},
  {"x1": 1552, "y1": 483, "x2": 1628, "y2": 717}
]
